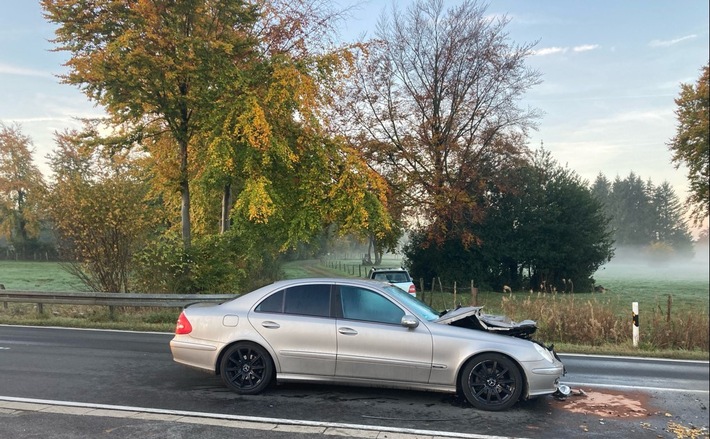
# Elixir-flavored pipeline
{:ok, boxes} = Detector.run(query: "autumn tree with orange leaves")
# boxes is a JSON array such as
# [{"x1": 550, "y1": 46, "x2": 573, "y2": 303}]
[
  {"x1": 42, "y1": 0, "x2": 394, "y2": 290},
  {"x1": 668, "y1": 63, "x2": 709, "y2": 225},
  {"x1": 42, "y1": 0, "x2": 261, "y2": 250}
]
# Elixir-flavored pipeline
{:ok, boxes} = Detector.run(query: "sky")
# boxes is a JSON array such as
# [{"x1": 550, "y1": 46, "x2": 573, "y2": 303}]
[{"x1": 1, "y1": 1, "x2": 709, "y2": 230}]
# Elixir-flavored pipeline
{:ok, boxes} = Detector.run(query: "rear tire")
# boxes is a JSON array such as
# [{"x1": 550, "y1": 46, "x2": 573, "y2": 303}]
[
  {"x1": 220, "y1": 342, "x2": 273, "y2": 394},
  {"x1": 460, "y1": 353, "x2": 523, "y2": 411}
]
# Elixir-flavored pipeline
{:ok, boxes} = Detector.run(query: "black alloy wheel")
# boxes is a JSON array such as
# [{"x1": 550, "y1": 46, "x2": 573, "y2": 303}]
[
  {"x1": 460, "y1": 353, "x2": 523, "y2": 411},
  {"x1": 220, "y1": 342, "x2": 273, "y2": 394}
]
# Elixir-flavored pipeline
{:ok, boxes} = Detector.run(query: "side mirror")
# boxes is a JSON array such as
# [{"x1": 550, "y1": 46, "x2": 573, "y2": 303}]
[{"x1": 401, "y1": 315, "x2": 419, "y2": 329}]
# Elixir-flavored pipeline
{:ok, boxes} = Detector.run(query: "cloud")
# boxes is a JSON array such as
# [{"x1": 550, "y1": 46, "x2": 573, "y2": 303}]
[
  {"x1": 533, "y1": 46, "x2": 567, "y2": 56},
  {"x1": 533, "y1": 44, "x2": 599, "y2": 56},
  {"x1": 573, "y1": 44, "x2": 600, "y2": 52},
  {"x1": 649, "y1": 34, "x2": 697, "y2": 48},
  {"x1": 0, "y1": 63, "x2": 53, "y2": 78}
]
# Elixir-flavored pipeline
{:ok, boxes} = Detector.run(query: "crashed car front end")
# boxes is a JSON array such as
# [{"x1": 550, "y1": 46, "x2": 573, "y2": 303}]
[{"x1": 436, "y1": 306, "x2": 566, "y2": 397}]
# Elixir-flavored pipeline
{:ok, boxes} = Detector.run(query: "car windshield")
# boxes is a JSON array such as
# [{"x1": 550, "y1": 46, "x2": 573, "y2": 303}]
[{"x1": 383, "y1": 285, "x2": 440, "y2": 322}]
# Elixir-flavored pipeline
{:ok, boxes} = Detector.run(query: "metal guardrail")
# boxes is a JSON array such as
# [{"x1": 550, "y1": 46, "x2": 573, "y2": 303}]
[{"x1": 0, "y1": 290, "x2": 236, "y2": 309}]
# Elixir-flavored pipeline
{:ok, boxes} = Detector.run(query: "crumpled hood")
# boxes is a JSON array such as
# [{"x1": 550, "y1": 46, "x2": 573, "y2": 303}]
[
  {"x1": 435, "y1": 306, "x2": 537, "y2": 338},
  {"x1": 435, "y1": 306, "x2": 485, "y2": 324}
]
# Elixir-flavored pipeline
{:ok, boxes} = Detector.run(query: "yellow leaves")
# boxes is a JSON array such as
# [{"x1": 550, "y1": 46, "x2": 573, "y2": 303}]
[
  {"x1": 234, "y1": 97, "x2": 272, "y2": 152},
  {"x1": 267, "y1": 60, "x2": 319, "y2": 118},
  {"x1": 667, "y1": 420, "x2": 708, "y2": 439},
  {"x1": 234, "y1": 176, "x2": 275, "y2": 224},
  {"x1": 206, "y1": 136, "x2": 236, "y2": 175}
]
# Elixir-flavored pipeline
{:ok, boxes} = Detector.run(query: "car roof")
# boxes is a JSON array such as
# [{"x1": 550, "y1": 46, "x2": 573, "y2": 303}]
[{"x1": 266, "y1": 277, "x2": 389, "y2": 288}]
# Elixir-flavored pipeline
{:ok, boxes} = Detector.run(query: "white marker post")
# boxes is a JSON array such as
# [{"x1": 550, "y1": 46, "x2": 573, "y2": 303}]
[{"x1": 632, "y1": 302, "x2": 639, "y2": 347}]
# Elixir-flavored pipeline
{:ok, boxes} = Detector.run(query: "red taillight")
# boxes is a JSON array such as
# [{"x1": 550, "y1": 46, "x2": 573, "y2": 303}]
[
  {"x1": 408, "y1": 284, "x2": 416, "y2": 294},
  {"x1": 175, "y1": 311, "x2": 193, "y2": 335}
]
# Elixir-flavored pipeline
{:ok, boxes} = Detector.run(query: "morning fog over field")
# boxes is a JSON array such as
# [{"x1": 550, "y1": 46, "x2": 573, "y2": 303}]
[{"x1": 595, "y1": 244, "x2": 709, "y2": 283}]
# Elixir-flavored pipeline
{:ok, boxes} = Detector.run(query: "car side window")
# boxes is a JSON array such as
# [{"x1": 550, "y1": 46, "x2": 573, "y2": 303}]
[
  {"x1": 284, "y1": 284, "x2": 331, "y2": 317},
  {"x1": 255, "y1": 290, "x2": 284, "y2": 313},
  {"x1": 255, "y1": 285, "x2": 331, "y2": 317},
  {"x1": 340, "y1": 286, "x2": 404, "y2": 325}
]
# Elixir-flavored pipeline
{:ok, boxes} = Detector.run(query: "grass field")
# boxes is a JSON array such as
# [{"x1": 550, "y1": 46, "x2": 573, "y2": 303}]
[
  {"x1": 1, "y1": 258, "x2": 708, "y2": 359},
  {"x1": 0, "y1": 261, "x2": 86, "y2": 292}
]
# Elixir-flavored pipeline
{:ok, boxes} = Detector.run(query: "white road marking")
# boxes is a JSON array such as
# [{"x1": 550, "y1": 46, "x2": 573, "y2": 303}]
[
  {"x1": 559, "y1": 353, "x2": 709, "y2": 364},
  {"x1": 0, "y1": 395, "x2": 524, "y2": 439},
  {"x1": 562, "y1": 381, "x2": 710, "y2": 394}
]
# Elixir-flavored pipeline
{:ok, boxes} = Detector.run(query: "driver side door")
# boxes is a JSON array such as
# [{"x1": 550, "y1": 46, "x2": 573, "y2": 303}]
[{"x1": 334, "y1": 285, "x2": 433, "y2": 383}]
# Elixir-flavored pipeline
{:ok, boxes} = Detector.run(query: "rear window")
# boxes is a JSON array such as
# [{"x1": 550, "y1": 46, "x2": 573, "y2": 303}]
[
  {"x1": 372, "y1": 271, "x2": 411, "y2": 283},
  {"x1": 255, "y1": 284, "x2": 331, "y2": 317}
]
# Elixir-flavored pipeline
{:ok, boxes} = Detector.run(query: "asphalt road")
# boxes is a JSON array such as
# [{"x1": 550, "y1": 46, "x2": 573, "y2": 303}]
[{"x1": 0, "y1": 325, "x2": 708, "y2": 438}]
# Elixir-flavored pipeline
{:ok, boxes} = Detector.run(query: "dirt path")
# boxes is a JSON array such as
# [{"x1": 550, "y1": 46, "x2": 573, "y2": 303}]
[{"x1": 282, "y1": 259, "x2": 356, "y2": 278}]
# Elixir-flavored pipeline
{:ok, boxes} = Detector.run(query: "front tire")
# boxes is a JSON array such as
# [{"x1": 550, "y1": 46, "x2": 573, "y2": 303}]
[
  {"x1": 460, "y1": 353, "x2": 523, "y2": 411},
  {"x1": 220, "y1": 342, "x2": 273, "y2": 395}
]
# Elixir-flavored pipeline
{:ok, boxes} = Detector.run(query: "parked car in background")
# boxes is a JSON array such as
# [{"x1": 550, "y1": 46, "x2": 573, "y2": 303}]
[
  {"x1": 170, "y1": 278, "x2": 565, "y2": 411},
  {"x1": 368, "y1": 266, "x2": 416, "y2": 296}
]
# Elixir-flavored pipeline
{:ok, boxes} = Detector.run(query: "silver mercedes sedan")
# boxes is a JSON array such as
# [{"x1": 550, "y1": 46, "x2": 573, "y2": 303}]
[{"x1": 170, "y1": 278, "x2": 565, "y2": 411}]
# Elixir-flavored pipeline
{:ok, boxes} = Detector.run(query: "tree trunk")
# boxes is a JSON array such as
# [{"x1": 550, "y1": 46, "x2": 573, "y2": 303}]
[
  {"x1": 179, "y1": 140, "x2": 191, "y2": 250},
  {"x1": 221, "y1": 183, "x2": 231, "y2": 234},
  {"x1": 371, "y1": 235, "x2": 383, "y2": 266},
  {"x1": 365, "y1": 235, "x2": 377, "y2": 265}
]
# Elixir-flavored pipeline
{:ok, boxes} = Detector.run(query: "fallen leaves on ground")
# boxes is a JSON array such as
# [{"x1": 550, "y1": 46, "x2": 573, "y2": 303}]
[{"x1": 666, "y1": 421, "x2": 710, "y2": 439}]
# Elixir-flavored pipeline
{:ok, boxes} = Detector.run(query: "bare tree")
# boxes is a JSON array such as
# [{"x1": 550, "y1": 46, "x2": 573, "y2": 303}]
[{"x1": 341, "y1": 0, "x2": 541, "y2": 246}]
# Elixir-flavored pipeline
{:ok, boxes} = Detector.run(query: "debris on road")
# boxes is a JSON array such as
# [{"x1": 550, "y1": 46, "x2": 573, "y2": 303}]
[{"x1": 553, "y1": 388, "x2": 651, "y2": 418}]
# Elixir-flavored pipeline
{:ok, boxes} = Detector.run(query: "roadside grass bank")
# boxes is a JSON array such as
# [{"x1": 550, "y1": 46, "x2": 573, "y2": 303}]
[
  {"x1": 0, "y1": 304, "x2": 178, "y2": 333},
  {"x1": 1, "y1": 259, "x2": 708, "y2": 360}
]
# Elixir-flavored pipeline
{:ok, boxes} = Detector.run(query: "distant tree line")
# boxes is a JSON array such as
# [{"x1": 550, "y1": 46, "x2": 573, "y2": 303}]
[{"x1": 591, "y1": 172, "x2": 694, "y2": 258}]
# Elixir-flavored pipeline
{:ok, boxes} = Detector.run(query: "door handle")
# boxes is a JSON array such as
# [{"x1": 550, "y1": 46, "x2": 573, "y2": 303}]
[
  {"x1": 261, "y1": 321, "x2": 280, "y2": 329},
  {"x1": 338, "y1": 327, "x2": 358, "y2": 335}
]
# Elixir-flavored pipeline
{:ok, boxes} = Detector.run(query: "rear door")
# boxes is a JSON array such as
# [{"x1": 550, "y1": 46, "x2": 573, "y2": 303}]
[
  {"x1": 249, "y1": 283, "x2": 336, "y2": 376},
  {"x1": 334, "y1": 285, "x2": 433, "y2": 383}
]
